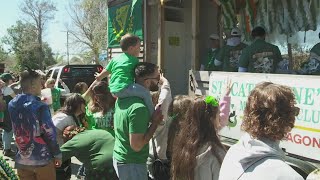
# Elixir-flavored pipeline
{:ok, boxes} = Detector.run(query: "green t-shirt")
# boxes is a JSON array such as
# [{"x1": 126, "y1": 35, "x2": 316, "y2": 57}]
[
  {"x1": 239, "y1": 39, "x2": 282, "y2": 73},
  {"x1": 311, "y1": 43, "x2": 320, "y2": 56},
  {"x1": 106, "y1": 53, "x2": 139, "y2": 93},
  {"x1": 51, "y1": 88, "x2": 61, "y2": 111},
  {"x1": 113, "y1": 97, "x2": 150, "y2": 164},
  {"x1": 60, "y1": 130, "x2": 116, "y2": 176},
  {"x1": 203, "y1": 48, "x2": 221, "y2": 71},
  {"x1": 216, "y1": 43, "x2": 247, "y2": 72},
  {"x1": 85, "y1": 106, "x2": 115, "y2": 137}
]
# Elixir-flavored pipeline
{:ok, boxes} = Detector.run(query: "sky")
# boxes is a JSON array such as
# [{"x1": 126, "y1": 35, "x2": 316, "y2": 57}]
[{"x1": 0, "y1": 0, "x2": 72, "y2": 56}]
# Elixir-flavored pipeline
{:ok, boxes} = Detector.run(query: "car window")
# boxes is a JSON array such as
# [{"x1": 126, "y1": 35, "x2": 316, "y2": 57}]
[
  {"x1": 61, "y1": 66, "x2": 102, "y2": 77},
  {"x1": 46, "y1": 70, "x2": 53, "y2": 79},
  {"x1": 52, "y1": 69, "x2": 59, "y2": 79}
]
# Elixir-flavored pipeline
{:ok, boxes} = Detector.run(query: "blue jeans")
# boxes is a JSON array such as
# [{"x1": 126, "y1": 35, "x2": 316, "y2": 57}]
[
  {"x1": 2, "y1": 130, "x2": 13, "y2": 150},
  {"x1": 113, "y1": 158, "x2": 148, "y2": 180},
  {"x1": 115, "y1": 83, "x2": 154, "y2": 114}
]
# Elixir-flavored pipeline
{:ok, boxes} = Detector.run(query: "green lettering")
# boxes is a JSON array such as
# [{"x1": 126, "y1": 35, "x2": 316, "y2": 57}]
[
  {"x1": 293, "y1": 87, "x2": 303, "y2": 104},
  {"x1": 231, "y1": 82, "x2": 239, "y2": 96},
  {"x1": 304, "y1": 109, "x2": 312, "y2": 122},
  {"x1": 211, "y1": 81, "x2": 222, "y2": 95},
  {"x1": 304, "y1": 88, "x2": 315, "y2": 105},
  {"x1": 314, "y1": 110, "x2": 320, "y2": 124},
  {"x1": 240, "y1": 100, "x2": 247, "y2": 111},
  {"x1": 246, "y1": 83, "x2": 255, "y2": 94},
  {"x1": 239, "y1": 83, "x2": 246, "y2": 97}
]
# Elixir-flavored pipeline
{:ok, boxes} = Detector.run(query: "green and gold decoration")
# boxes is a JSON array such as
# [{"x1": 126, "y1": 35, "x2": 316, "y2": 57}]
[{"x1": 108, "y1": 0, "x2": 143, "y2": 48}]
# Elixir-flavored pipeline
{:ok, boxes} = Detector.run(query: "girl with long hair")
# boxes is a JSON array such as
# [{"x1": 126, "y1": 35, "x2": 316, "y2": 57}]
[
  {"x1": 84, "y1": 81, "x2": 116, "y2": 135},
  {"x1": 52, "y1": 93, "x2": 86, "y2": 146},
  {"x1": 77, "y1": 81, "x2": 116, "y2": 179},
  {"x1": 52, "y1": 93, "x2": 86, "y2": 180},
  {"x1": 171, "y1": 81, "x2": 232, "y2": 180},
  {"x1": 166, "y1": 95, "x2": 193, "y2": 160}
]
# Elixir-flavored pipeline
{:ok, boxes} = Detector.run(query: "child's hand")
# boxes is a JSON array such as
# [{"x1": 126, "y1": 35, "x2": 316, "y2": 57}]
[
  {"x1": 95, "y1": 72, "x2": 102, "y2": 81},
  {"x1": 225, "y1": 79, "x2": 233, "y2": 96}
]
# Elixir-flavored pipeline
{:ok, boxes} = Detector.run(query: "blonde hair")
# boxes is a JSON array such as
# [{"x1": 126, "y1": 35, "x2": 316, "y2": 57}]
[{"x1": 45, "y1": 78, "x2": 55, "y2": 87}]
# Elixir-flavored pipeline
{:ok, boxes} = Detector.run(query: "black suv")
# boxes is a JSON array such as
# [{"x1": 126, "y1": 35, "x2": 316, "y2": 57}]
[{"x1": 46, "y1": 64, "x2": 103, "y2": 92}]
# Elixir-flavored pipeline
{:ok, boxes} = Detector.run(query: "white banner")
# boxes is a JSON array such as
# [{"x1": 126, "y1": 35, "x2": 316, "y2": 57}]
[{"x1": 209, "y1": 72, "x2": 320, "y2": 161}]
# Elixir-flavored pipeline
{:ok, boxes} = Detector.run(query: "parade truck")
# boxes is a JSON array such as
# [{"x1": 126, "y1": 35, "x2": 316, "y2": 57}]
[
  {"x1": 189, "y1": 70, "x2": 320, "y2": 178},
  {"x1": 105, "y1": 0, "x2": 320, "y2": 177}
]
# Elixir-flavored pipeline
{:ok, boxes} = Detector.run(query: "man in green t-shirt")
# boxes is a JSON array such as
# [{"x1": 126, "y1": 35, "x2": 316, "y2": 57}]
[
  {"x1": 238, "y1": 26, "x2": 282, "y2": 73},
  {"x1": 112, "y1": 62, "x2": 163, "y2": 180},
  {"x1": 60, "y1": 129, "x2": 118, "y2": 180},
  {"x1": 200, "y1": 34, "x2": 221, "y2": 71},
  {"x1": 299, "y1": 32, "x2": 320, "y2": 75},
  {"x1": 215, "y1": 28, "x2": 247, "y2": 72},
  {"x1": 96, "y1": 34, "x2": 154, "y2": 114}
]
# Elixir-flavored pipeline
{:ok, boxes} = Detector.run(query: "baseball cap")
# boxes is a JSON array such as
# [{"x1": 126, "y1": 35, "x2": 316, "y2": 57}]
[
  {"x1": 209, "y1": 34, "x2": 219, "y2": 40},
  {"x1": 231, "y1": 28, "x2": 241, "y2": 36},
  {"x1": 0, "y1": 73, "x2": 14, "y2": 81}
]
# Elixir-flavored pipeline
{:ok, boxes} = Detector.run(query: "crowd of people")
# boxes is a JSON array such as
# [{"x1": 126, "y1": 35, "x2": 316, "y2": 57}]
[
  {"x1": 201, "y1": 26, "x2": 320, "y2": 75},
  {"x1": 0, "y1": 32, "x2": 318, "y2": 180}
]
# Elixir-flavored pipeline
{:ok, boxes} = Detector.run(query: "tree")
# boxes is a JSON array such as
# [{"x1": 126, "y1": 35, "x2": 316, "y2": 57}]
[
  {"x1": 20, "y1": 0, "x2": 57, "y2": 69},
  {"x1": 42, "y1": 42, "x2": 57, "y2": 69},
  {"x1": 67, "y1": 0, "x2": 108, "y2": 64},
  {"x1": 0, "y1": 45, "x2": 8, "y2": 62},
  {"x1": 2, "y1": 21, "x2": 56, "y2": 70}
]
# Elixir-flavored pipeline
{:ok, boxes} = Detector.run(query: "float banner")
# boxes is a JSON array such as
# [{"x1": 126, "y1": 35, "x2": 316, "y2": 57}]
[
  {"x1": 108, "y1": 0, "x2": 143, "y2": 48},
  {"x1": 209, "y1": 72, "x2": 320, "y2": 161}
]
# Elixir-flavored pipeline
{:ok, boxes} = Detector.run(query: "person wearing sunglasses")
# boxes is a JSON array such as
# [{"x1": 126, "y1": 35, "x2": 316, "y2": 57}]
[{"x1": 219, "y1": 82, "x2": 303, "y2": 180}]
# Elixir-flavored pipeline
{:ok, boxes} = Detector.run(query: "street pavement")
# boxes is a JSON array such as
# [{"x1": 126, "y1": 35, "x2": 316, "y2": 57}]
[{"x1": 1, "y1": 142, "x2": 82, "y2": 180}]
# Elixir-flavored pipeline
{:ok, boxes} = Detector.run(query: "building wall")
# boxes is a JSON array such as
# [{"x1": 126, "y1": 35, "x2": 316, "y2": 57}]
[
  {"x1": 199, "y1": 1, "x2": 219, "y2": 68},
  {"x1": 147, "y1": 4, "x2": 159, "y2": 65},
  {"x1": 145, "y1": 0, "x2": 219, "y2": 94}
]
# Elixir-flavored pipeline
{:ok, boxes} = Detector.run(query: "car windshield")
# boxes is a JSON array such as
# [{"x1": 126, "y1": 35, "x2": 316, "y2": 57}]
[{"x1": 71, "y1": 67, "x2": 97, "y2": 76}]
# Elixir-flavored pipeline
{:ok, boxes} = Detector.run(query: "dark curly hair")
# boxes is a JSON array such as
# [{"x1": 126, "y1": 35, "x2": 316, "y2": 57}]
[
  {"x1": 241, "y1": 82, "x2": 298, "y2": 141},
  {"x1": 171, "y1": 96, "x2": 225, "y2": 180}
]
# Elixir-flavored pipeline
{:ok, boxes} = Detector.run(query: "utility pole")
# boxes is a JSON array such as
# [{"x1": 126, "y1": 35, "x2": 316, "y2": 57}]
[
  {"x1": 67, "y1": 31, "x2": 69, "y2": 65},
  {"x1": 61, "y1": 30, "x2": 70, "y2": 65}
]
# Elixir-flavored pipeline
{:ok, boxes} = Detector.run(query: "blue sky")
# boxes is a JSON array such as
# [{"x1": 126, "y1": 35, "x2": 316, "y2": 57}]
[{"x1": 0, "y1": 0, "x2": 72, "y2": 56}]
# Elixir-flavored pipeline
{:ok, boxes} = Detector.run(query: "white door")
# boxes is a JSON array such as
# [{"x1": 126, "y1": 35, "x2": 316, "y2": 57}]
[{"x1": 163, "y1": 21, "x2": 187, "y2": 96}]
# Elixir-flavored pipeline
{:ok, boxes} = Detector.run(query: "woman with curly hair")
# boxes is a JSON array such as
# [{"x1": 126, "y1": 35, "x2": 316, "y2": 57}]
[{"x1": 219, "y1": 82, "x2": 303, "y2": 180}]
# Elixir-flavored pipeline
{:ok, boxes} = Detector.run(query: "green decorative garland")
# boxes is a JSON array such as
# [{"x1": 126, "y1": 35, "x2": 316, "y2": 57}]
[
  {"x1": 218, "y1": 0, "x2": 237, "y2": 30},
  {"x1": 0, "y1": 156, "x2": 19, "y2": 180}
]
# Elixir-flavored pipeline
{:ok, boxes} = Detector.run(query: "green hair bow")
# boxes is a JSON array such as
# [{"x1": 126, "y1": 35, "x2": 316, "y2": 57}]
[{"x1": 204, "y1": 96, "x2": 219, "y2": 107}]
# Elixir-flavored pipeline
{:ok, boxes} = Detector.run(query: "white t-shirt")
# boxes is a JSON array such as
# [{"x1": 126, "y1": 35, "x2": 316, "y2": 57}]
[
  {"x1": 52, "y1": 112, "x2": 77, "y2": 146},
  {"x1": 2, "y1": 86, "x2": 14, "y2": 96}
]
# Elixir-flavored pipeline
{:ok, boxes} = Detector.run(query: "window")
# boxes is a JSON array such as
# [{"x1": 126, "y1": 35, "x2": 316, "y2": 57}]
[{"x1": 52, "y1": 69, "x2": 59, "y2": 79}]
